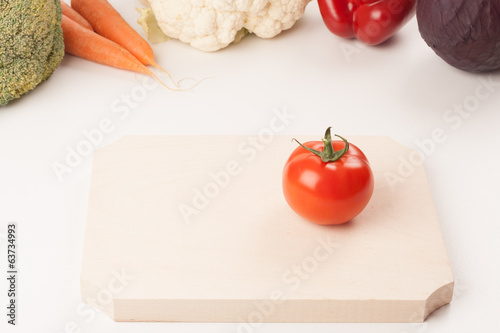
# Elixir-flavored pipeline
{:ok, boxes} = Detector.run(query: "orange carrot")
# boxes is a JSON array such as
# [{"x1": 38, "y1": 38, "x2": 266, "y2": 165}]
[
  {"x1": 71, "y1": 0, "x2": 167, "y2": 73},
  {"x1": 62, "y1": 15, "x2": 161, "y2": 78},
  {"x1": 62, "y1": 15, "x2": 185, "y2": 91},
  {"x1": 60, "y1": 0, "x2": 93, "y2": 31}
]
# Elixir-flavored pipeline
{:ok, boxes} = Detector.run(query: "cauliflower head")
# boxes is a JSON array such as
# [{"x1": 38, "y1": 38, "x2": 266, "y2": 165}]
[
  {"x1": 0, "y1": 0, "x2": 64, "y2": 106},
  {"x1": 140, "y1": 0, "x2": 311, "y2": 52}
]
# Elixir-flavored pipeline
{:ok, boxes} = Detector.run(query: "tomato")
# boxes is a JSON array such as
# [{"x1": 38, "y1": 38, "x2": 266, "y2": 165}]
[{"x1": 282, "y1": 128, "x2": 374, "y2": 225}]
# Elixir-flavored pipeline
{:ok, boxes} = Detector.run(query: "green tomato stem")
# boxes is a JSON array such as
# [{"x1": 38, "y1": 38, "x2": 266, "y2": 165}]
[{"x1": 293, "y1": 127, "x2": 350, "y2": 163}]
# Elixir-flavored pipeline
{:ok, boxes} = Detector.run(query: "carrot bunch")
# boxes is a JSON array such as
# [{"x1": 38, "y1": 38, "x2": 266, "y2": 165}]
[{"x1": 60, "y1": 0, "x2": 176, "y2": 89}]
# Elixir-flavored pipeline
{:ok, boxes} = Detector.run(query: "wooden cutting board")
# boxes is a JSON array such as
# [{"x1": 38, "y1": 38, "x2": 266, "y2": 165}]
[{"x1": 81, "y1": 135, "x2": 453, "y2": 323}]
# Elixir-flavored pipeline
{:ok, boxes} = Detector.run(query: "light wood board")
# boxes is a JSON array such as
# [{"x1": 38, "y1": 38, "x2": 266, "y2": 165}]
[{"x1": 81, "y1": 135, "x2": 454, "y2": 322}]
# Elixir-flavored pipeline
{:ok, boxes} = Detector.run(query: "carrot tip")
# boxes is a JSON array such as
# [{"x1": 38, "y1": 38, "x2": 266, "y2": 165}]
[
  {"x1": 149, "y1": 72, "x2": 202, "y2": 92},
  {"x1": 150, "y1": 61, "x2": 180, "y2": 87},
  {"x1": 173, "y1": 76, "x2": 212, "y2": 91}
]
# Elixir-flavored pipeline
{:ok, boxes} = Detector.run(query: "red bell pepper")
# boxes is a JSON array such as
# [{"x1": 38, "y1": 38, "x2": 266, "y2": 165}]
[{"x1": 318, "y1": 0, "x2": 417, "y2": 45}]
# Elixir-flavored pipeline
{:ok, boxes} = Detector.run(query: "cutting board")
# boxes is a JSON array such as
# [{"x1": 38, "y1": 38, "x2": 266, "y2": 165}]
[{"x1": 81, "y1": 135, "x2": 454, "y2": 322}]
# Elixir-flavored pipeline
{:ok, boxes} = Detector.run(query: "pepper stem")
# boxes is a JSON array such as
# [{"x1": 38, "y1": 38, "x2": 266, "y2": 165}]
[{"x1": 293, "y1": 127, "x2": 349, "y2": 163}]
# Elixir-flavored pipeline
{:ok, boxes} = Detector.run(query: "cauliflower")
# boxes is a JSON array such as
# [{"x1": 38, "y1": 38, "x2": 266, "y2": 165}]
[
  {"x1": 138, "y1": 0, "x2": 311, "y2": 52},
  {"x1": 0, "y1": 0, "x2": 64, "y2": 105}
]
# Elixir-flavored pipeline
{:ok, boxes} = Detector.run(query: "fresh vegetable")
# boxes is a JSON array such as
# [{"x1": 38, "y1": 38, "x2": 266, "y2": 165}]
[
  {"x1": 0, "y1": 0, "x2": 65, "y2": 106},
  {"x1": 62, "y1": 15, "x2": 155, "y2": 76},
  {"x1": 282, "y1": 128, "x2": 374, "y2": 225},
  {"x1": 71, "y1": 0, "x2": 167, "y2": 73},
  {"x1": 318, "y1": 0, "x2": 417, "y2": 45},
  {"x1": 137, "y1": 0, "x2": 311, "y2": 52},
  {"x1": 60, "y1": 0, "x2": 93, "y2": 31},
  {"x1": 417, "y1": 0, "x2": 500, "y2": 72}
]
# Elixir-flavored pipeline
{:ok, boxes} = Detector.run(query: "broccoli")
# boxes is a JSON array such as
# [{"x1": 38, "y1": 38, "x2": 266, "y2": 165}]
[{"x1": 0, "y1": 0, "x2": 65, "y2": 106}]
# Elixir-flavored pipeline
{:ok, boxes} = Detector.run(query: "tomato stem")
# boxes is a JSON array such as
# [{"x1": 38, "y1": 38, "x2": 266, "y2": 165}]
[{"x1": 293, "y1": 127, "x2": 350, "y2": 163}]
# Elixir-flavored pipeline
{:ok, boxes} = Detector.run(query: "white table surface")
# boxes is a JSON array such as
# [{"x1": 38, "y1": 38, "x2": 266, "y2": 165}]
[{"x1": 1, "y1": 1, "x2": 499, "y2": 332}]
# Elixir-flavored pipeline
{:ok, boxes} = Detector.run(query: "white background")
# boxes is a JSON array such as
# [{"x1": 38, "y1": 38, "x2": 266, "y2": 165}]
[{"x1": 1, "y1": 0, "x2": 500, "y2": 332}]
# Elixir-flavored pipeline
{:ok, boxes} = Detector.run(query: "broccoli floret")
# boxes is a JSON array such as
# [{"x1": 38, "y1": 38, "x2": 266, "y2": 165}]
[{"x1": 0, "y1": 0, "x2": 65, "y2": 106}]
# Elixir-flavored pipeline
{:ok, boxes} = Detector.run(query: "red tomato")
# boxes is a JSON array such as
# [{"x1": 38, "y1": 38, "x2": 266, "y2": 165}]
[{"x1": 282, "y1": 128, "x2": 374, "y2": 225}]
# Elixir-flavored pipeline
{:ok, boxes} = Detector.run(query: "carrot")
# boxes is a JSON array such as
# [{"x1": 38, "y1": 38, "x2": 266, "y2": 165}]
[
  {"x1": 71, "y1": 0, "x2": 170, "y2": 75},
  {"x1": 62, "y1": 15, "x2": 149, "y2": 74},
  {"x1": 61, "y1": 15, "x2": 175, "y2": 90},
  {"x1": 60, "y1": 0, "x2": 93, "y2": 31}
]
